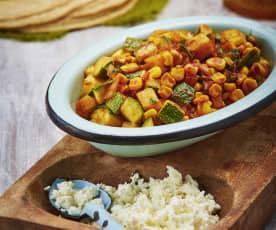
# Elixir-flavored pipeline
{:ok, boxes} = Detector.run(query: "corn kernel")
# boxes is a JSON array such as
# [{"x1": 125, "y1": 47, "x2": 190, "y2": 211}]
[
  {"x1": 84, "y1": 65, "x2": 94, "y2": 76},
  {"x1": 194, "y1": 82, "x2": 202, "y2": 91},
  {"x1": 249, "y1": 63, "x2": 267, "y2": 77},
  {"x1": 222, "y1": 92, "x2": 230, "y2": 100},
  {"x1": 208, "y1": 83, "x2": 222, "y2": 98},
  {"x1": 182, "y1": 115, "x2": 189, "y2": 121},
  {"x1": 239, "y1": 44, "x2": 246, "y2": 52},
  {"x1": 260, "y1": 57, "x2": 270, "y2": 67},
  {"x1": 240, "y1": 66, "x2": 249, "y2": 75},
  {"x1": 148, "y1": 66, "x2": 162, "y2": 79},
  {"x1": 245, "y1": 42, "x2": 253, "y2": 48},
  {"x1": 224, "y1": 56, "x2": 234, "y2": 66},
  {"x1": 120, "y1": 63, "x2": 140, "y2": 73},
  {"x1": 161, "y1": 50, "x2": 174, "y2": 67},
  {"x1": 144, "y1": 109, "x2": 158, "y2": 120},
  {"x1": 212, "y1": 95, "x2": 225, "y2": 109},
  {"x1": 193, "y1": 95, "x2": 209, "y2": 104},
  {"x1": 171, "y1": 66, "x2": 185, "y2": 82},
  {"x1": 197, "y1": 101, "x2": 216, "y2": 115},
  {"x1": 212, "y1": 72, "x2": 226, "y2": 84},
  {"x1": 242, "y1": 78, "x2": 258, "y2": 94},
  {"x1": 236, "y1": 74, "x2": 247, "y2": 85},
  {"x1": 206, "y1": 57, "x2": 226, "y2": 71},
  {"x1": 115, "y1": 73, "x2": 128, "y2": 84},
  {"x1": 195, "y1": 92, "x2": 203, "y2": 98},
  {"x1": 161, "y1": 72, "x2": 176, "y2": 88},
  {"x1": 192, "y1": 59, "x2": 200, "y2": 64},
  {"x1": 170, "y1": 49, "x2": 183, "y2": 65},
  {"x1": 229, "y1": 89, "x2": 245, "y2": 102},
  {"x1": 224, "y1": 82, "x2": 236, "y2": 92},
  {"x1": 259, "y1": 57, "x2": 271, "y2": 77},
  {"x1": 129, "y1": 77, "x2": 143, "y2": 91},
  {"x1": 184, "y1": 64, "x2": 198, "y2": 76},
  {"x1": 158, "y1": 85, "x2": 173, "y2": 99}
]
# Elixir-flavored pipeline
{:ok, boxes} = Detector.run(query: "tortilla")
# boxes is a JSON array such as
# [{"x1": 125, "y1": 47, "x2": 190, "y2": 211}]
[
  {"x1": 0, "y1": 0, "x2": 70, "y2": 21},
  {"x1": 71, "y1": 0, "x2": 128, "y2": 18},
  {"x1": 0, "y1": 0, "x2": 93, "y2": 29},
  {"x1": 22, "y1": 0, "x2": 138, "y2": 33}
]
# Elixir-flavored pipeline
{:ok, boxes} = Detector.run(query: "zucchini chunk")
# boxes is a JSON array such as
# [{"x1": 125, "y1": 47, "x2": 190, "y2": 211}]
[
  {"x1": 142, "y1": 117, "x2": 154, "y2": 127},
  {"x1": 91, "y1": 79, "x2": 113, "y2": 104},
  {"x1": 80, "y1": 75, "x2": 106, "y2": 98},
  {"x1": 93, "y1": 87, "x2": 106, "y2": 104},
  {"x1": 172, "y1": 82, "x2": 195, "y2": 105},
  {"x1": 120, "y1": 97, "x2": 144, "y2": 124},
  {"x1": 158, "y1": 100, "x2": 184, "y2": 124},
  {"x1": 106, "y1": 92, "x2": 125, "y2": 114},
  {"x1": 91, "y1": 107, "x2": 122, "y2": 127},
  {"x1": 123, "y1": 37, "x2": 144, "y2": 52},
  {"x1": 93, "y1": 56, "x2": 113, "y2": 78},
  {"x1": 136, "y1": 88, "x2": 160, "y2": 110}
]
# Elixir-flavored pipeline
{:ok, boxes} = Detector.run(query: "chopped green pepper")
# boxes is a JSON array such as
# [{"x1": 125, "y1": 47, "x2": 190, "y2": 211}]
[{"x1": 106, "y1": 92, "x2": 125, "y2": 114}]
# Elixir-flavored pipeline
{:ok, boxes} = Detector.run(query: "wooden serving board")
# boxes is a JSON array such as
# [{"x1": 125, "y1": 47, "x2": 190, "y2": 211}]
[{"x1": 0, "y1": 103, "x2": 276, "y2": 230}]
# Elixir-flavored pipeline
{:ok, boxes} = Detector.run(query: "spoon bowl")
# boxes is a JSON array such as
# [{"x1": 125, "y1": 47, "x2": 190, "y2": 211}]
[
  {"x1": 49, "y1": 178, "x2": 124, "y2": 229},
  {"x1": 49, "y1": 178, "x2": 111, "y2": 218}
]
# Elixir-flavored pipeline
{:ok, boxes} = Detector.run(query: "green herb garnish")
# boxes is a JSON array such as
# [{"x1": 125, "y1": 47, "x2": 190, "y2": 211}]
[
  {"x1": 215, "y1": 34, "x2": 221, "y2": 43},
  {"x1": 150, "y1": 98, "x2": 157, "y2": 104},
  {"x1": 218, "y1": 48, "x2": 223, "y2": 55},
  {"x1": 179, "y1": 40, "x2": 193, "y2": 60},
  {"x1": 162, "y1": 35, "x2": 171, "y2": 44},
  {"x1": 232, "y1": 49, "x2": 240, "y2": 63},
  {"x1": 227, "y1": 75, "x2": 238, "y2": 82},
  {"x1": 237, "y1": 49, "x2": 260, "y2": 70},
  {"x1": 92, "y1": 79, "x2": 113, "y2": 90},
  {"x1": 125, "y1": 70, "x2": 145, "y2": 79}
]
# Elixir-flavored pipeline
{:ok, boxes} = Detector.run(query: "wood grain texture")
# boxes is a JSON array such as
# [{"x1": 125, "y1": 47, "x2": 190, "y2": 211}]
[
  {"x1": 0, "y1": 103, "x2": 275, "y2": 229},
  {"x1": 0, "y1": 0, "x2": 275, "y2": 228}
]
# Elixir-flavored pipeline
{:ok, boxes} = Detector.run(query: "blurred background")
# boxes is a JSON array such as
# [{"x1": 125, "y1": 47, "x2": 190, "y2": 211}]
[{"x1": 0, "y1": 0, "x2": 275, "y2": 228}]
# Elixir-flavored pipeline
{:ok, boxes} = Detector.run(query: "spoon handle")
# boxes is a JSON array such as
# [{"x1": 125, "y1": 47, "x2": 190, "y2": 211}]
[{"x1": 82, "y1": 203, "x2": 125, "y2": 230}]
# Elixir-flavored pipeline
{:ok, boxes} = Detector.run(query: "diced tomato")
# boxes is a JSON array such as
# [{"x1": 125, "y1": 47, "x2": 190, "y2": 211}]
[{"x1": 184, "y1": 75, "x2": 198, "y2": 87}]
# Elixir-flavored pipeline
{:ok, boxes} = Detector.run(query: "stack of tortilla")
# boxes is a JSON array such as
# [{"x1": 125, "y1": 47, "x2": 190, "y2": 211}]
[{"x1": 0, "y1": 0, "x2": 138, "y2": 33}]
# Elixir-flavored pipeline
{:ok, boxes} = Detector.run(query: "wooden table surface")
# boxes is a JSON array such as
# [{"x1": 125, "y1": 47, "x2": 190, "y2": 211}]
[{"x1": 0, "y1": 0, "x2": 275, "y2": 229}]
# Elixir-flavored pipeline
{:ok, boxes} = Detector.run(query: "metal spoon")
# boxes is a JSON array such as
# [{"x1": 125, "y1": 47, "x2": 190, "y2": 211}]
[{"x1": 49, "y1": 178, "x2": 124, "y2": 230}]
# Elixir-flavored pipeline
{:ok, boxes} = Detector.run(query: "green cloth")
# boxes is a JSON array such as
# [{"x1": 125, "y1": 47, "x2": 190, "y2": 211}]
[
  {"x1": 0, "y1": 0, "x2": 168, "y2": 42},
  {"x1": 104, "y1": 0, "x2": 168, "y2": 26},
  {"x1": 0, "y1": 30, "x2": 67, "y2": 42}
]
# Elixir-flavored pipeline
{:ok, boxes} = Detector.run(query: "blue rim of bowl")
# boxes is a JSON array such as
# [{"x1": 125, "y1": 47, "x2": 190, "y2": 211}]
[{"x1": 46, "y1": 16, "x2": 276, "y2": 145}]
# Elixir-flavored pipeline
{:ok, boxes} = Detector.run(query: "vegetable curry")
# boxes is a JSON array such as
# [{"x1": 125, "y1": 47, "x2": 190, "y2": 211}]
[{"x1": 76, "y1": 24, "x2": 271, "y2": 127}]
